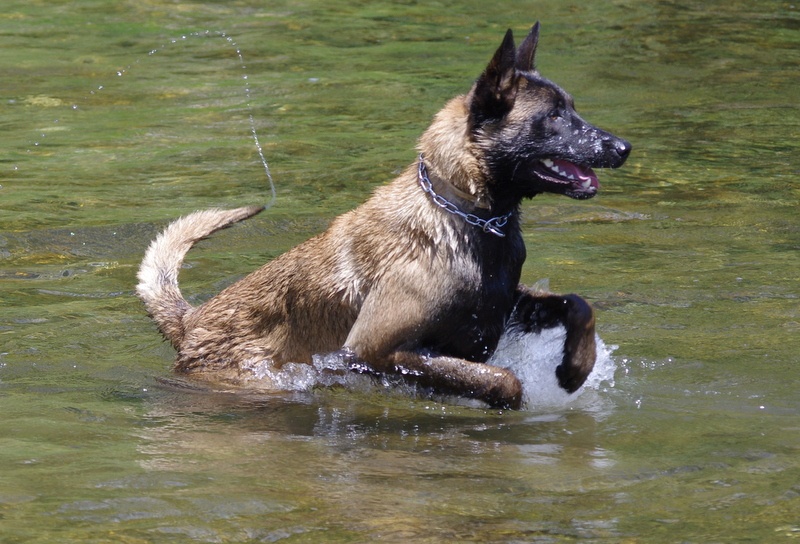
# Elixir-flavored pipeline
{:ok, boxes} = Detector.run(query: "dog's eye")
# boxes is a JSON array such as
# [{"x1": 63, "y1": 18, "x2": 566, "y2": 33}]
[{"x1": 549, "y1": 109, "x2": 561, "y2": 121}]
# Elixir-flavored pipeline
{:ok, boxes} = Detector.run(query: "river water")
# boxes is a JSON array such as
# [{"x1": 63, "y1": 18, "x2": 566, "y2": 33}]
[{"x1": 1, "y1": 1, "x2": 798, "y2": 542}]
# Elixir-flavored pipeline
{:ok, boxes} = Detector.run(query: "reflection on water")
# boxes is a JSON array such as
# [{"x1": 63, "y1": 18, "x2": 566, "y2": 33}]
[
  {"x1": 1, "y1": 0, "x2": 798, "y2": 541},
  {"x1": 125, "y1": 386, "x2": 624, "y2": 541}
]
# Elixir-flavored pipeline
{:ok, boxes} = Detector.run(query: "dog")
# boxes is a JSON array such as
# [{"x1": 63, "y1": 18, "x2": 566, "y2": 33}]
[{"x1": 137, "y1": 23, "x2": 630, "y2": 409}]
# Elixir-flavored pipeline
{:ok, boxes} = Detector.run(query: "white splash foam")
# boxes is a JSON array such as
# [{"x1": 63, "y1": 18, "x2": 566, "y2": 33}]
[
  {"x1": 241, "y1": 331, "x2": 617, "y2": 411},
  {"x1": 243, "y1": 353, "x2": 367, "y2": 392},
  {"x1": 488, "y1": 326, "x2": 617, "y2": 409}
]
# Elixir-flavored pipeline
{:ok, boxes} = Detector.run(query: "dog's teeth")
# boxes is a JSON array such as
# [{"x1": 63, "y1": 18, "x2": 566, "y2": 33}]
[
  {"x1": 566, "y1": 174, "x2": 575, "y2": 180},
  {"x1": 542, "y1": 159, "x2": 554, "y2": 168},
  {"x1": 581, "y1": 179, "x2": 592, "y2": 189}
]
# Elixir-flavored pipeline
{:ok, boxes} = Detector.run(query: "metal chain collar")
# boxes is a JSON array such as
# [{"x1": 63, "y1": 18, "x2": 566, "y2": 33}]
[{"x1": 417, "y1": 154, "x2": 512, "y2": 238}]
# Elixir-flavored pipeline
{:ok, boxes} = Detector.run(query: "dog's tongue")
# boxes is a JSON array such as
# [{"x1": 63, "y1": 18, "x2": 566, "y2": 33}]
[{"x1": 552, "y1": 159, "x2": 599, "y2": 188}]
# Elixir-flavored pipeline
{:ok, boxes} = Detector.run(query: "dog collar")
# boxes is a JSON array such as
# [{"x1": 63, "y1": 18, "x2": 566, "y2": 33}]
[{"x1": 417, "y1": 154, "x2": 512, "y2": 238}]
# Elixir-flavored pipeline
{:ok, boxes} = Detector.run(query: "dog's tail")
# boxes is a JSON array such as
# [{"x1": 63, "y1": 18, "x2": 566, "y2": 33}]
[{"x1": 136, "y1": 205, "x2": 264, "y2": 348}]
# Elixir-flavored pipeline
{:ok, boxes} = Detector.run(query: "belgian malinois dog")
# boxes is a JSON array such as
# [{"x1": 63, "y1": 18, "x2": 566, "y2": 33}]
[{"x1": 137, "y1": 23, "x2": 630, "y2": 409}]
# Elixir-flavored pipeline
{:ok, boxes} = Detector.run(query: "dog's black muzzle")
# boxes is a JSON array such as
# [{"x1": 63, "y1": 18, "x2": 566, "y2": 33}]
[
  {"x1": 599, "y1": 130, "x2": 631, "y2": 168},
  {"x1": 587, "y1": 126, "x2": 631, "y2": 169}
]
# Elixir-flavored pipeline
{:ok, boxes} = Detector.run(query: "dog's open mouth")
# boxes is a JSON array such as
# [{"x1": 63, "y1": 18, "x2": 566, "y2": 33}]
[{"x1": 533, "y1": 159, "x2": 599, "y2": 200}]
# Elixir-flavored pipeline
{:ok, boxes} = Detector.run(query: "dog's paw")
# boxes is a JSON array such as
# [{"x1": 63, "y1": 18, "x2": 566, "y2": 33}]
[
  {"x1": 555, "y1": 294, "x2": 596, "y2": 393},
  {"x1": 508, "y1": 292, "x2": 566, "y2": 333},
  {"x1": 481, "y1": 368, "x2": 523, "y2": 409}
]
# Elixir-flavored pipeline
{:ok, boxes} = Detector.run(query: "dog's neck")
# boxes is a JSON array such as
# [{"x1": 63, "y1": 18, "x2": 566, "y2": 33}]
[
  {"x1": 417, "y1": 155, "x2": 512, "y2": 238},
  {"x1": 417, "y1": 96, "x2": 494, "y2": 206},
  {"x1": 417, "y1": 155, "x2": 491, "y2": 211}
]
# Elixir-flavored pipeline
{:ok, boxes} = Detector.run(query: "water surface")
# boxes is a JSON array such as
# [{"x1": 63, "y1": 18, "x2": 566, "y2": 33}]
[{"x1": 1, "y1": 0, "x2": 799, "y2": 541}]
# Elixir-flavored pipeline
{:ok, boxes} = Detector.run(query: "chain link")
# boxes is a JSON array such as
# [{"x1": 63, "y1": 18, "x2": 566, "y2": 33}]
[{"x1": 417, "y1": 154, "x2": 512, "y2": 238}]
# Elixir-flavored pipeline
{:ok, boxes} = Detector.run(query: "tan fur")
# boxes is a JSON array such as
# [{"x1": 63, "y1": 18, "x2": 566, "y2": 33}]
[{"x1": 418, "y1": 97, "x2": 491, "y2": 206}]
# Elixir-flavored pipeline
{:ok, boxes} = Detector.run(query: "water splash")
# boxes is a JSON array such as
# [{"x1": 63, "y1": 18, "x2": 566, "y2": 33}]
[
  {"x1": 488, "y1": 326, "x2": 617, "y2": 410},
  {"x1": 242, "y1": 353, "x2": 372, "y2": 392},
  {"x1": 239, "y1": 331, "x2": 617, "y2": 411}
]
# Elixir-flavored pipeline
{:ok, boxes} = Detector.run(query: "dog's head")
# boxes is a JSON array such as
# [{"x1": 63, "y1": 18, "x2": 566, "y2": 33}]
[{"x1": 468, "y1": 23, "x2": 631, "y2": 201}]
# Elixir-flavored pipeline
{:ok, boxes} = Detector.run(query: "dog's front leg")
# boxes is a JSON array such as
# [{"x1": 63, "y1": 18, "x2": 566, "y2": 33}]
[
  {"x1": 510, "y1": 288, "x2": 597, "y2": 393},
  {"x1": 336, "y1": 347, "x2": 522, "y2": 409},
  {"x1": 337, "y1": 276, "x2": 522, "y2": 408}
]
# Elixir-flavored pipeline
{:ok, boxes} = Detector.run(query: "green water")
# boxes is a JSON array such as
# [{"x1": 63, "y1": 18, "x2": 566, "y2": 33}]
[{"x1": 1, "y1": 0, "x2": 798, "y2": 541}]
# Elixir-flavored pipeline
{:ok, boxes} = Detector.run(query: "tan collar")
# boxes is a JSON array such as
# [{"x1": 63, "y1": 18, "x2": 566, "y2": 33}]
[
  {"x1": 417, "y1": 157, "x2": 490, "y2": 211},
  {"x1": 444, "y1": 182, "x2": 491, "y2": 210},
  {"x1": 417, "y1": 154, "x2": 512, "y2": 237}
]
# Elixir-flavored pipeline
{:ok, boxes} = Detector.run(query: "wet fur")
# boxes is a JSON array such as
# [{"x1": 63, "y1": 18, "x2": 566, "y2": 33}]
[{"x1": 137, "y1": 24, "x2": 630, "y2": 409}]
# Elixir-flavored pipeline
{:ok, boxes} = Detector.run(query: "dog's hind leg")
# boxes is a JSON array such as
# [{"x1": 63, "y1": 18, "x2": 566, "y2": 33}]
[{"x1": 507, "y1": 288, "x2": 597, "y2": 393}]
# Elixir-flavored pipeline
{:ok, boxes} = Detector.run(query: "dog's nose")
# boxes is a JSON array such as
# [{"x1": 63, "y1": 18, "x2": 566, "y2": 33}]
[
  {"x1": 607, "y1": 137, "x2": 631, "y2": 167},
  {"x1": 615, "y1": 138, "x2": 631, "y2": 161}
]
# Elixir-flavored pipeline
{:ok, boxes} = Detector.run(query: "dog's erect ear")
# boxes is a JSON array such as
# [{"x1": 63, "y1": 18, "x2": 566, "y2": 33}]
[
  {"x1": 469, "y1": 29, "x2": 518, "y2": 126},
  {"x1": 515, "y1": 22, "x2": 540, "y2": 73}
]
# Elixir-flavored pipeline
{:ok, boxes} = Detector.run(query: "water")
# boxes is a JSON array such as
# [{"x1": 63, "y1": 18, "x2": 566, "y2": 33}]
[{"x1": 2, "y1": 0, "x2": 799, "y2": 541}]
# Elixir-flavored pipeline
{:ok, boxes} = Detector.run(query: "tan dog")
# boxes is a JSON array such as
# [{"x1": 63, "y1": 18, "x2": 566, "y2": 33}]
[{"x1": 137, "y1": 23, "x2": 630, "y2": 409}]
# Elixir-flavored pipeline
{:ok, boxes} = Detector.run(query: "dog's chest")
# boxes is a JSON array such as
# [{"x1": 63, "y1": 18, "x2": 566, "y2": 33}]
[{"x1": 429, "y1": 235, "x2": 524, "y2": 361}]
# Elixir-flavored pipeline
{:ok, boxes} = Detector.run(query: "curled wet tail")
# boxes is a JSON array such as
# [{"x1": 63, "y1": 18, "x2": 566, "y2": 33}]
[{"x1": 136, "y1": 205, "x2": 264, "y2": 348}]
